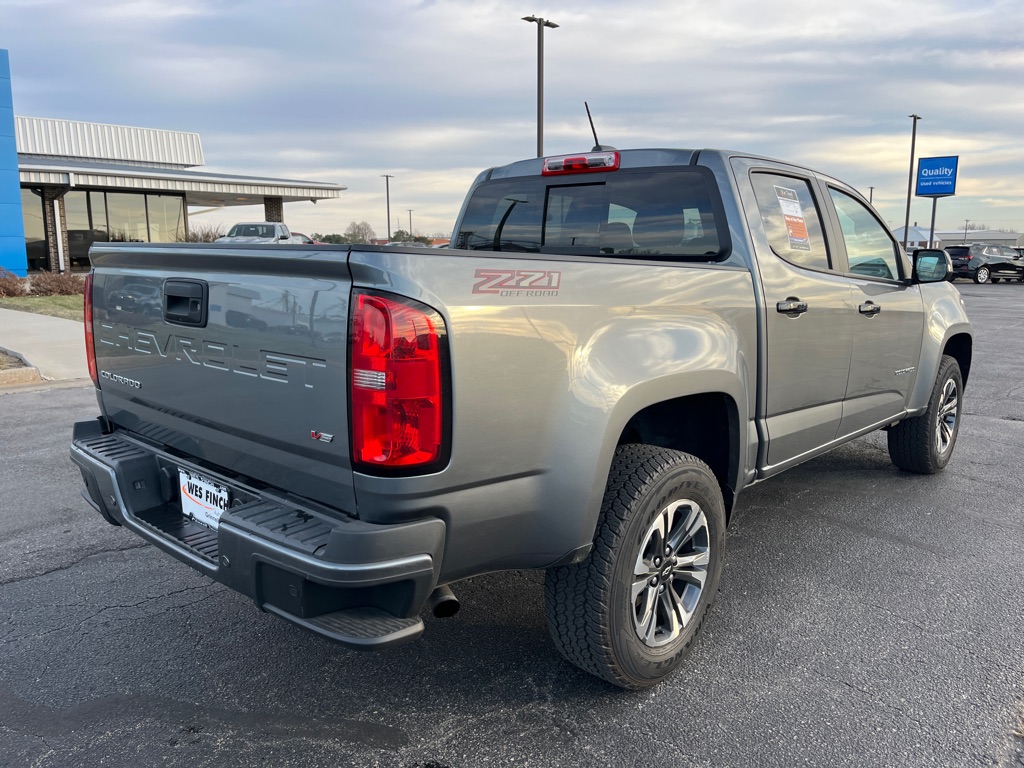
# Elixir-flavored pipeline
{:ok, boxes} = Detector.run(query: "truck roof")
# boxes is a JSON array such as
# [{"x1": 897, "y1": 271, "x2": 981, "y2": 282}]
[{"x1": 483, "y1": 147, "x2": 817, "y2": 181}]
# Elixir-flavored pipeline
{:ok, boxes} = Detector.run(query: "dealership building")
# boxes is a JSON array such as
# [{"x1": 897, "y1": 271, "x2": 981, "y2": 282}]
[{"x1": 0, "y1": 49, "x2": 343, "y2": 278}]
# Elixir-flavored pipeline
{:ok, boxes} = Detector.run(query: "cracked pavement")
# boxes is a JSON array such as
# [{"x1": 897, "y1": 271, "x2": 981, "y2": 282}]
[{"x1": 1, "y1": 284, "x2": 1023, "y2": 767}]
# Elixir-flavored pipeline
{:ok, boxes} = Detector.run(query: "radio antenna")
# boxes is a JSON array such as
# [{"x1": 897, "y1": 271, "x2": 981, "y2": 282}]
[
  {"x1": 585, "y1": 102, "x2": 616, "y2": 151},
  {"x1": 585, "y1": 102, "x2": 600, "y2": 149}
]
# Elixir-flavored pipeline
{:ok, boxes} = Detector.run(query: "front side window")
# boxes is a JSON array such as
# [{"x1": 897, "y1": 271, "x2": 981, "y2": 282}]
[
  {"x1": 828, "y1": 188, "x2": 901, "y2": 280},
  {"x1": 750, "y1": 173, "x2": 830, "y2": 271},
  {"x1": 453, "y1": 169, "x2": 726, "y2": 260}
]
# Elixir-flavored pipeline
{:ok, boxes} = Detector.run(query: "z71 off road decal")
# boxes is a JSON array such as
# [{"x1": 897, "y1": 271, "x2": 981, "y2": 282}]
[{"x1": 472, "y1": 269, "x2": 561, "y2": 297}]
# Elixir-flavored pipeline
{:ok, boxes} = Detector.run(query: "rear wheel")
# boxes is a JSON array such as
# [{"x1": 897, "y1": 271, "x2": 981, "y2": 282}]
[
  {"x1": 887, "y1": 355, "x2": 963, "y2": 473},
  {"x1": 974, "y1": 266, "x2": 991, "y2": 284},
  {"x1": 544, "y1": 445, "x2": 725, "y2": 689}
]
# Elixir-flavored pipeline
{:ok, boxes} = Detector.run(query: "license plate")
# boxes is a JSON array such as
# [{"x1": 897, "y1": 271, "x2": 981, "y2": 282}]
[{"x1": 178, "y1": 468, "x2": 229, "y2": 530}]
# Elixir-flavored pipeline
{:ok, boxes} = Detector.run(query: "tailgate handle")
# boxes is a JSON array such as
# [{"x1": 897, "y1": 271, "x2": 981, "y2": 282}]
[{"x1": 164, "y1": 279, "x2": 209, "y2": 327}]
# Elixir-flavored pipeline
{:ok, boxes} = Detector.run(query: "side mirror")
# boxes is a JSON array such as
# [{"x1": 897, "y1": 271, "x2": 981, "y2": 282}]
[{"x1": 912, "y1": 248, "x2": 952, "y2": 283}]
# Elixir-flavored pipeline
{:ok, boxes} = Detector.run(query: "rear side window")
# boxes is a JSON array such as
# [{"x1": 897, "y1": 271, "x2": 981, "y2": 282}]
[
  {"x1": 750, "y1": 173, "x2": 830, "y2": 271},
  {"x1": 453, "y1": 169, "x2": 727, "y2": 260}
]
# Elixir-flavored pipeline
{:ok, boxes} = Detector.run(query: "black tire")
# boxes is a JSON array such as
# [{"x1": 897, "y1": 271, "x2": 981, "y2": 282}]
[
  {"x1": 544, "y1": 445, "x2": 726, "y2": 689},
  {"x1": 974, "y1": 266, "x2": 991, "y2": 284},
  {"x1": 887, "y1": 355, "x2": 963, "y2": 473}
]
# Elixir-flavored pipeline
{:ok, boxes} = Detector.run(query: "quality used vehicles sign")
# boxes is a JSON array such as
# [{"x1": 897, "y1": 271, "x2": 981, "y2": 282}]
[{"x1": 916, "y1": 156, "x2": 959, "y2": 197}]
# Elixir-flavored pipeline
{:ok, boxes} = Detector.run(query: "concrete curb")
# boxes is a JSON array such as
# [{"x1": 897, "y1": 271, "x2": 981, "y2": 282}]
[
  {"x1": 0, "y1": 364, "x2": 43, "y2": 385},
  {"x1": 0, "y1": 348, "x2": 44, "y2": 385}
]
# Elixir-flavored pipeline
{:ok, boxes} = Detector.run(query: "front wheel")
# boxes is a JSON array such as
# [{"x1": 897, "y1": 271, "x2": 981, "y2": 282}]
[
  {"x1": 887, "y1": 355, "x2": 963, "y2": 473},
  {"x1": 974, "y1": 266, "x2": 991, "y2": 284},
  {"x1": 544, "y1": 445, "x2": 725, "y2": 689}
]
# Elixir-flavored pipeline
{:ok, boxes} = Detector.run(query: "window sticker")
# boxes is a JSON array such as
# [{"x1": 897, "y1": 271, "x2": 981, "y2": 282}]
[{"x1": 774, "y1": 185, "x2": 811, "y2": 251}]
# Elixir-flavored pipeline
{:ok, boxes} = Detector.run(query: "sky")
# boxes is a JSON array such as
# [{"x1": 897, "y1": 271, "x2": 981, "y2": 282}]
[{"x1": 3, "y1": 0, "x2": 1024, "y2": 240}]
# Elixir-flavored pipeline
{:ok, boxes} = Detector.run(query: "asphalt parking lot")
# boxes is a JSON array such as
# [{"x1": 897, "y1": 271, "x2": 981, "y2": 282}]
[{"x1": 1, "y1": 284, "x2": 1023, "y2": 768}]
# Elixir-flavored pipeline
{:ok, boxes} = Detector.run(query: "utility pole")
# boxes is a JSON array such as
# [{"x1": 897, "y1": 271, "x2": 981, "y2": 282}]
[
  {"x1": 902, "y1": 114, "x2": 921, "y2": 250},
  {"x1": 869, "y1": 186, "x2": 875, "y2": 204},
  {"x1": 408, "y1": 209, "x2": 414, "y2": 235},
  {"x1": 381, "y1": 174, "x2": 394, "y2": 242}
]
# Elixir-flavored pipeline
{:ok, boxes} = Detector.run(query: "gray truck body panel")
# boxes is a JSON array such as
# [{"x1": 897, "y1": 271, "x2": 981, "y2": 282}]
[{"x1": 71, "y1": 148, "x2": 972, "y2": 649}]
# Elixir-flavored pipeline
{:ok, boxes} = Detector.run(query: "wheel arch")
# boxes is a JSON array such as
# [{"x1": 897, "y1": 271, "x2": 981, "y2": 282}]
[
  {"x1": 616, "y1": 391, "x2": 742, "y2": 521},
  {"x1": 943, "y1": 332, "x2": 972, "y2": 387}
]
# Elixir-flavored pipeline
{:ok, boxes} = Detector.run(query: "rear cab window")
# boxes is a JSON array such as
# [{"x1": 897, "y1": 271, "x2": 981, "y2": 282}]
[
  {"x1": 749, "y1": 173, "x2": 831, "y2": 271},
  {"x1": 453, "y1": 168, "x2": 729, "y2": 261}
]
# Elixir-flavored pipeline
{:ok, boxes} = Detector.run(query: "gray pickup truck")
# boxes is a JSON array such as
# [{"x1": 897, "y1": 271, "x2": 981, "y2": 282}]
[{"x1": 71, "y1": 148, "x2": 972, "y2": 689}]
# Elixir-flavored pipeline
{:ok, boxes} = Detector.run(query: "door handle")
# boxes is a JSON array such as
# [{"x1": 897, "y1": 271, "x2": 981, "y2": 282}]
[
  {"x1": 164, "y1": 279, "x2": 209, "y2": 327},
  {"x1": 776, "y1": 299, "x2": 808, "y2": 315},
  {"x1": 858, "y1": 302, "x2": 881, "y2": 316}
]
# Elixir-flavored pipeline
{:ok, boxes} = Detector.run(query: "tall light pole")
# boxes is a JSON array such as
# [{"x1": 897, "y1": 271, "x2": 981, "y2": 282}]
[
  {"x1": 407, "y1": 209, "x2": 414, "y2": 235},
  {"x1": 522, "y1": 15, "x2": 558, "y2": 158},
  {"x1": 868, "y1": 186, "x2": 875, "y2": 204},
  {"x1": 381, "y1": 174, "x2": 394, "y2": 242},
  {"x1": 902, "y1": 114, "x2": 921, "y2": 250}
]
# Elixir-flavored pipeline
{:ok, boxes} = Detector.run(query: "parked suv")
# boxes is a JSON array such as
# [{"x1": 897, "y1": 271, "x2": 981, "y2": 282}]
[{"x1": 946, "y1": 243, "x2": 1024, "y2": 283}]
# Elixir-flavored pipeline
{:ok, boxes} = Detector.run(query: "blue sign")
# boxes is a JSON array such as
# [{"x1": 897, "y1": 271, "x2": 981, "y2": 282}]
[
  {"x1": 0, "y1": 48, "x2": 28, "y2": 277},
  {"x1": 916, "y1": 156, "x2": 958, "y2": 198}
]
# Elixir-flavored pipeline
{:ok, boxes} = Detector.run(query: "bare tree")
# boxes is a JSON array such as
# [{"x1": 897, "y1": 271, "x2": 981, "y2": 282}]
[
  {"x1": 343, "y1": 221, "x2": 377, "y2": 243},
  {"x1": 175, "y1": 222, "x2": 226, "y2": 242}
]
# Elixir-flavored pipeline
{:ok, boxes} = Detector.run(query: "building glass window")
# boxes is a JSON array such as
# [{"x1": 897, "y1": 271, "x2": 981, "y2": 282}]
[
  {"x1": 106, "y1": 192, "x2": 148, "y2": 242},
  {"x1": 20, "y1": 188, "x2": 47, "y2": 271},
  {"x1": 64, "y1": 191, "x2": 96, "y2": 268},
  {"x1": 64, "y1": 191, "x2": 89, "y2": 231},
  {"x1": 146, "y1": 195, "x2": 185, "y2": 242},
  {"x1": 89, "y1": 191, "x2": 108, "y2": 236}
]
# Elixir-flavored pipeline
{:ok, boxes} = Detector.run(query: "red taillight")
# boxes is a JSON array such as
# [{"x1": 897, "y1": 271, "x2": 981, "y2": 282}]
[
  {"x1": 84, "y1": 273, "x2": 98, "y2": 387},
  {"x1": 542, "y1": 151, "x2": 620, "y2": 175},
  {"x1": 350, "y1": 292, "x2": 447, "y2": 471}
]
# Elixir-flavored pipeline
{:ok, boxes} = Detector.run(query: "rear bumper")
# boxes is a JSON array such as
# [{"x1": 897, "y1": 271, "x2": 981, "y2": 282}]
[{"x1": 70, "y1": 419, "x2": 445, "y2": 650}]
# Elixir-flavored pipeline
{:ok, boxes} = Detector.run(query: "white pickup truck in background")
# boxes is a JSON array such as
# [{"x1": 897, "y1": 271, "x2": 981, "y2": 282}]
[{"x1": 215, "y1": 222, "x2": 300, "y2": 244}]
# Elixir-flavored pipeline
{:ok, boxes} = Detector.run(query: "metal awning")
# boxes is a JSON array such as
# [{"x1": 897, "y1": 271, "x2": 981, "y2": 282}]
[{"x1": 18, "y1": 156, "x2": 344, "y2": 206}]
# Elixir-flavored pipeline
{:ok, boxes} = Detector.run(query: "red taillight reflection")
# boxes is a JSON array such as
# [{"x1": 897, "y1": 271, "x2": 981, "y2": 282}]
[
  {"x1": 84, "y1": 273, "x2": 98, "y2": 387},
  {"x1": 350, "y1": 292, "x2": 446, "y2": 470}
]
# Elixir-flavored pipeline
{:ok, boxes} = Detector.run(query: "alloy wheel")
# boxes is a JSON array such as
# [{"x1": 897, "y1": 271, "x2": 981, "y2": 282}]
[
  {"x1": 631, "y1": 499, "x2": 710, "y2": 647},
  {"x1": 935, "y1": 378, "x2": 959, "y2": 455}
]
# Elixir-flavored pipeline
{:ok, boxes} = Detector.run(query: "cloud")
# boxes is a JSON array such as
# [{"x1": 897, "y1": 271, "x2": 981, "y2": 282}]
[{"x1": 4, "y1": 0, "x2": 1024, "y2": 235}]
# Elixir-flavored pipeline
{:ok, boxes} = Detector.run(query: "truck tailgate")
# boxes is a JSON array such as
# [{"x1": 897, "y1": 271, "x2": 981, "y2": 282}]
[{"x1": 88, "y1": 244, "x2": 356, "y2": 514}]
